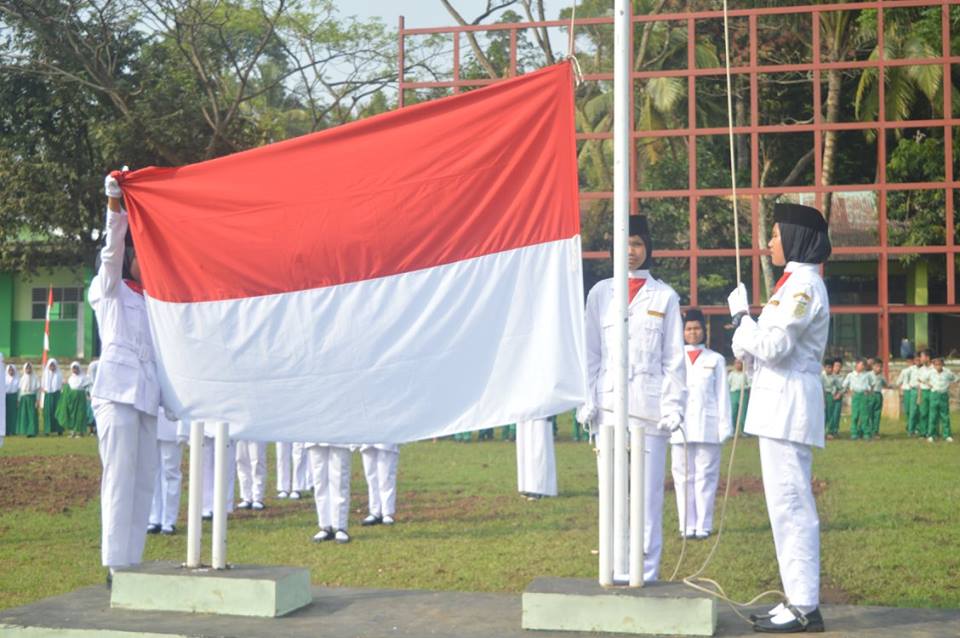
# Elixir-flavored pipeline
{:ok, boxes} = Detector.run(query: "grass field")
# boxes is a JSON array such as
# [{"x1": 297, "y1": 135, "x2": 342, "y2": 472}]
[{"x1": 1, "y1": 414, "x2": 958, "y2": 611}]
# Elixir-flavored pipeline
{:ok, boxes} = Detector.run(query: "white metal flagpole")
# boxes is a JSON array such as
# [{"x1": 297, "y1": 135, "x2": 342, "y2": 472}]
[
  {"x1": 211, "y1": 421, "x2": 229, "y2": 569},
  {"x1": 186, "y1": 421, "x2": 204, "y2": 568},
  {"x1": 611, "y1": 0, "x2": 631, "y2": 584}
]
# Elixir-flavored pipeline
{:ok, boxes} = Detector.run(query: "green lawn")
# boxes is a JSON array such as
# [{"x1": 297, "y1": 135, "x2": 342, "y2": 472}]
[{"x1": 1, "y1": 414, "x2": 958, "y2": 611}]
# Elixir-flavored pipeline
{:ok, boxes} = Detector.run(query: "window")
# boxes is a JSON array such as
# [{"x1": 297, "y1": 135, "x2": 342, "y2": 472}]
[{"x1": 31, "y1": 287, "x2": 84, "y2": 321}]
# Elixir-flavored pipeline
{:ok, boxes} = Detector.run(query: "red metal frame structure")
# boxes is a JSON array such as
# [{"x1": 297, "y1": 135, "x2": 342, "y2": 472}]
[{"x1": 398, "y1": 1, "x2": 960, "y2": 367}]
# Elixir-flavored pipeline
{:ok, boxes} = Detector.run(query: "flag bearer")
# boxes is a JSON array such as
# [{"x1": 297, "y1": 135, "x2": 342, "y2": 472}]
[
  {"x1": 360, "y1": 444, "x2": 400, "y2": 525},
  {"x1": 926, "y1": 356, "x2": 955, "y2": 443},
  {"x1": 868, "y1": 360, "x2": 887, "y2": 438},
  {"x1": 843, "y1": 360, "x2": 872, "y2": 440},
  {"x1": 307, "y1": 442, "x2": 354, "y2": 544},
  {"x1": 236, "y1": 439, "x2": 268, "y2": 510},
  {"x1": 148, "y1": 414, "x2": 186, "y2": 534},
  {"x1": 5, "y1": 363, "x2": 19, "y2": 437},
  {"x1": 516, "y1": 418, "x2": 558, "y2": 500},
  {"x1": 16, "y1": 362, "x2": 40, "y2": 437},
  {"x1": 91, "y1": 173, "x2": 165, "y2": 580},
  {"x1": 578, "y1": 214, "x2": 686, "y2": 583},
  {"x1": 896, "y1": 355, "x2": 920, "y2": 436},
  {"x1": 728, "y1": 202, "x2": 831, "y2": 632},
  {"x1": 671, "y1": 309, "x2": 731, "y2": 540},
  {"x1": 915, "y1": 349, "x2": 934, "y2": 435},
  {"x1": 41, "y1": 358, "x2": 64, "y2": 435}
]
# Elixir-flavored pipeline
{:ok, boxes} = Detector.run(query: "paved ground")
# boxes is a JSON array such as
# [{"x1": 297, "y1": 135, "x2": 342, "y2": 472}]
[{"x1": 1, "y1": 582, "x2": 959, "y2": 637}]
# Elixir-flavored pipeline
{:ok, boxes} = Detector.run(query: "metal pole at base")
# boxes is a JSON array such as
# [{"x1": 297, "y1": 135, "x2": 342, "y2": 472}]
[
  {"x1": 597, "y1": 425, "x2": 614, "y2": 586},
  {"x1": 186, "y1": 421, "x2": 204, "y2": 568},
  {"x1": 212, "y1": 421, "x2": 229, "y2": 570},
  {"x1": 611, "y1": 0, "x2": 632, "y2": 583}
]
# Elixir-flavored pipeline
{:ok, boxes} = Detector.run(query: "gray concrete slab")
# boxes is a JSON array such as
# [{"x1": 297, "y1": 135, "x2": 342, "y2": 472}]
[{"x1": 1, "y1": 583, "x2": 959, "y2": 638}]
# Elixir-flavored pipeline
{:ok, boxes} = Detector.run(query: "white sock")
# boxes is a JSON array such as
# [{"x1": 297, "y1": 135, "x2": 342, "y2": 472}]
[{"x1": 770, "y1": 604, "x2": 817, "y2": 625}]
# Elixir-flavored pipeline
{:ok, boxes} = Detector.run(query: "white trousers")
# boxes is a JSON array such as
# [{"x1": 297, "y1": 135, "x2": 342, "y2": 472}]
[
  {"x1": 236, "y1": 440, "x2": 267, "y2": 502},
  {"x1": 203, "y1": 436, "x2": 235, "y2": 515},
  {"x1": 360, "y1": 446, "x2": 399, "y2": 517},
  {"x1": 670, "y1": 442, "x2": 721, "y2": 536},
  {"x1": 309, "y1": 446, "x2": 352, "y2": 530},
  {"x1": 149, "y1": 439, "x2": 184, "y2": 528},
  {"x1": 95, "y1": 400, "x2": 158, "y2": 568},
  {"x1": 276, "y1": 442, "x2": 310, "y2": 492},
  {"x1": 516, "y1": 419, "x2": 558, "y2": 497},
  {"x1": 759, "y1": 436, "x2": 820, "y2": 608}
]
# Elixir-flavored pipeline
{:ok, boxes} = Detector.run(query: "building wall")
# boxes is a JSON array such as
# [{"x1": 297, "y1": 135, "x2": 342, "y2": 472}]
[{"x1": 4, "y1": 266, "x2": 95, "y2": 359}]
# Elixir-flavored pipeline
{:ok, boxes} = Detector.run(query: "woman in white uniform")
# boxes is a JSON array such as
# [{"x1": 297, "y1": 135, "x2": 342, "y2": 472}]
[
  {"x1": 90, "y1": 173, "x2": 164, "y2": 581},
  {"x1": 727, "y1": 202, "x2": 830, "y2": 633},
  {"x1": 360, "y1": 444, "x2": 400, "y2": 525},
  {"x1": 236, "y1": 439, "x2": 268, "y2": 510},
  {"x1": 149, "y1": 413, "x2": 186, "y2": 534},
  {"x1": 578, "y1": 215, "x2": 686, "y2": 582},
  {"x1": 670, "y1": 308, "x2": 731, "y2": 540},
  {"x1": 515, "y1": 418, "x2": 557, "y2": 500}
]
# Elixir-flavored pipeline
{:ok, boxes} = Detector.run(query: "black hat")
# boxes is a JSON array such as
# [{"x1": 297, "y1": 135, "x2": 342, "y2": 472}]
[
  {"x1": 628, "y1": 215, "x2": 649, "y2": 237},
  {"x1": 774, "y1": 203, "x2": 827, "y2": 232},
  {"x1": 683, "y1": 308, "x2": 706, "y2": 327}
]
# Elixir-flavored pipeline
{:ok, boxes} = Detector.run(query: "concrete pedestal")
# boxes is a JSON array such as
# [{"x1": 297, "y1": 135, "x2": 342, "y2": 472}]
[
  {"x1": 110, "y1": 561, "x2": 311, "y2": 617},
  {"x1": 522, "y1": 577, "x2": 717, "y2": 636}
]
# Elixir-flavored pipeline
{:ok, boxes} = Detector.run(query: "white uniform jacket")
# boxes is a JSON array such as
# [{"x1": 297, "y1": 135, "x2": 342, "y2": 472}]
[
  {"x1": 671, "y1": 346, "x2": 732, "y2": 445},
  {"x1": 584, "y1": 271, "x2": 686, "y2": 433},
  {"x1": 88, "y1": 209, "x2": 162, "y2": 416},
  {"x1": 732, "y1": 262, "x2": 830, "y2": 448}
]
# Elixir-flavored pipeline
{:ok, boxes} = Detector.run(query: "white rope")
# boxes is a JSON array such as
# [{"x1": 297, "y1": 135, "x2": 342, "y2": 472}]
[{"x1": 565, "y1": 5, "x2": 583, "y2": 86}]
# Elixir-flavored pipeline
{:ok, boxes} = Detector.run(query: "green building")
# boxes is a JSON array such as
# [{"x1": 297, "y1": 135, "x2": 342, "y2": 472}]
[{"x1": 0, "y1": 266, "x2": 97, "y2": 360}]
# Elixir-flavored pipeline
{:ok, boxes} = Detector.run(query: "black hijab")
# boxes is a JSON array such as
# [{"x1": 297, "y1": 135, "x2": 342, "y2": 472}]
[{"x1": 774, "y1": 203, "x2": 831, "y2": 264}]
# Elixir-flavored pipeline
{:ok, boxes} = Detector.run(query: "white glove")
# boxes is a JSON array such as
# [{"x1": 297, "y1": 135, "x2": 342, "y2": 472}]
[
  {"x1": 657, "y1": 412, "x2": 683, "y2": 433},
  {"x1": 727, "y1": 282, "x2": 749, "y2": 317},
  {"x1": 104, "y1": 174, "x2": 122, "y2": 199},
  {"x1": 576, "y1": 402, "x2": 598, "y2": 427},
  {"x1": 164, "y1": 407, "x2": 179, "y2": 422}
]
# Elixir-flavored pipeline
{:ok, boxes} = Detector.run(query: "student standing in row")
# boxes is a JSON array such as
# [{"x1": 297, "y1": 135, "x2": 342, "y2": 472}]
[
  {"x1": 579, "y1": 215, "x2": 686, "y2": 583},
  {"x1": 360, "y1": 444, "x2": 400, "y2": 524},
  {"x1": 868, "y1": 360, "x2": 887, "y2": 438},
  {"x1": 896, "y1": 355, "x2": 920, "y2": 436},
  {"x1": 515, "y1": 419, "x2": 558, "y2": 501},
  {"x1": 4, "y1": 363, "x2": 18, "y2": 437},
  {"x1": 926, "y1": 356, "x2": 955, "y2": 443},
  {"x1": 148, "y1": 413, "x2": 185, "y2": 535},
  {"x1": 671, "y1": 309, "x2": 731, "y2": 540},
  {"x1": 843, "y1": 360, "x2": 872, "y2": 440},
  {"x1": 276, "y1": 441, "x2": 309, "y2": 499},
  {"x1": 914, "y1": 349, "x2": 934, "y2": 434},
  {"x1": 16, "y1": 362, "x2": 40, "y2": 437},
  {"x1": 727, "y1": 359, "x2": 750, "y2": 434},
  {"x1": 822, "y1": 359, "x2": 844, "y2": 440},
  {"x1": 58, "y1": 362, "x2": 92, "y2": 437},
  {"x1": 236, "y1": 439, "x2": 268, "y2": 511},
  {"x1": 308, "y1": 442, "x2": 353, "y2": 544},
  {"x1": 728, "y1": 202, "x2": 831, "y2": 632},
  {"x1": 41, "y1": 358, "x2": 64, "y2": 435}
]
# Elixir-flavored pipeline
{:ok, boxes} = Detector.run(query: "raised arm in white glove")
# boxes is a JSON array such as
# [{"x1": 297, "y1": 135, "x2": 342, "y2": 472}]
[
  {"x1": 104, "y1": 174, "x2": 123, "y2": 199},
  {"x1": 576, "y1": 402, "x2": 598, "y2": 428}
]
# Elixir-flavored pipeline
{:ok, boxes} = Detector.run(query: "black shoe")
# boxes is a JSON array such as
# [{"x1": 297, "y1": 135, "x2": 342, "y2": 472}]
[
  {"x1": 753, "y1": 608, "x2": 824, "y2": 633},
  {"x1": 201, "y1": 512, "x2": 213, "y2": 521},
  {"x1": 146, "y1": 524, "x2": 161, "y2": 534},
  {"x1": 105, "y1": 570, "x2": 113, "y2": 590},
  {"x1": 361, "y1": 514, "x2": 382, "y2": 526}
]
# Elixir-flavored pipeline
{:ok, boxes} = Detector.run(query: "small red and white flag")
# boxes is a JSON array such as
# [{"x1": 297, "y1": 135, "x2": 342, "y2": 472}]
[{"x1": 117, "y1": 63, "x2": 585, "y2": 443}]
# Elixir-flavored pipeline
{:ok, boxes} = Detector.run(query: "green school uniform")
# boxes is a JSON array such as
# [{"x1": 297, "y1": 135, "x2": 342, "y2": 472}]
[
  {"x1": 843, "y1": 371, "x2": 872, "y2": 439},
  {"x1": 42, "y1": 390, "x2": 62, "y2": 435},
  {"x1": 822, "y1": 372, "x2": 843, "y2": 436},
  {"x1": 896, "y1": 365, "x2": 918, "y2": 435},
  {"x1": 16, "y1": 393, "x2": 38, "y2": 437},
  {"x1": 927, "y1": 368, "x2": 956, "y2": 440},
  {"x1": 56, "y1": 385, "x2": 89, "y2": 435},
  {"x1": 728, "y1": 369, "x2": 751, "y2": 433}
]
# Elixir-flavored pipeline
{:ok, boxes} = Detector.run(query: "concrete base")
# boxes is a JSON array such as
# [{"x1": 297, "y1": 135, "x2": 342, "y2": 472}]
[
  {"x1": 110, "y1": 562, "x2": 311, "y2": 617},
  {"x1": 522, "y1": 577, "x2": 717, "y2": 636}
]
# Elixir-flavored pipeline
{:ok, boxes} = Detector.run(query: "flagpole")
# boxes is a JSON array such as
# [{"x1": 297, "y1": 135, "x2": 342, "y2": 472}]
[
  {"x1": 39, "y1": 285, "x2": 53, "y2": 416},
  {"x1": 186, "y1": 421, "x2": 204, "y2": 568},
  {"x1": 610, "y1": 0, "x2": 631, "y2": 585}
]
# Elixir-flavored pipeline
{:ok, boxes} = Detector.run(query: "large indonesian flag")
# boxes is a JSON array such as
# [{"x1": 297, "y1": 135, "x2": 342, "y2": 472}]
[{"x1": 119, "y1": 62, "x2": 585, "y2": 443}]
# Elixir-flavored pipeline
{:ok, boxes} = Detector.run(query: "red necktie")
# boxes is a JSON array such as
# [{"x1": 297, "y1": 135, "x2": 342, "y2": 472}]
[
  {"x1": 628, "y1": 278, "x2": 646, "y2": 302},
  {"x1": 774, "y1": 272, "x2": 792, "y2": 293},
  {"x1": 687, "y1": 350, "x2": 702, "y2": 364}
]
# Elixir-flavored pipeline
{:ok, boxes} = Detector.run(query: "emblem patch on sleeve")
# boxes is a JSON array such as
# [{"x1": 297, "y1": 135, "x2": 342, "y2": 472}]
[{"x1": 791, "y1": 292, "x2": 811, "y2": 318}]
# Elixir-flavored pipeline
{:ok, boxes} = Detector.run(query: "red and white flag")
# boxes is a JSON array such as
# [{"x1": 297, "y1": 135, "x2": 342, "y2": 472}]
[
  {"x1": 40, "y1": 285, "x2": 52, "y2": 370},
  {"x1": 117, "y1": 62, "x2": 585, "y2": 443}
]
